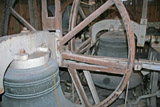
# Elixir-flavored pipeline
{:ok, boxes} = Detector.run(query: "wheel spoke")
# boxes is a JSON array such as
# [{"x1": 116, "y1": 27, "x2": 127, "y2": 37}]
[
  {"x1": 64, "y1": 61, "x2": 126, "y2": 75},
  {"x1": 10, "y1": 8, "x2": 36, "y2": 31},
  {"x1": 78, "y1": 5, "x2": 86, "y2": 19},
  {"x1": 55, "y1": 0, "x2": 62, "y2": 33},
  {"x1": 76, "y1": 37, "x2": 91, "y2": 53},
  {"x1": 93, "y1": 0, "x2": 135, "y2": 106},
  {"x1": 62, "y1": 52, "x2": 126, "y2": 69},
  {"x1": 68, "y1": 67, "x2": 90, "y2": 106},
  {"x1": 60, "y1": 0, "x2": 114, "y2": 47},
  {"x1": 61, "y1": 0, "x2": 73, "y2": 16}
]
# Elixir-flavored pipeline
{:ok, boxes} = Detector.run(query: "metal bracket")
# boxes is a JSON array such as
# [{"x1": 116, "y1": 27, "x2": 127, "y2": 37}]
[{"x1": 91, "y1": 19, "x2": 147, "y2": 47}]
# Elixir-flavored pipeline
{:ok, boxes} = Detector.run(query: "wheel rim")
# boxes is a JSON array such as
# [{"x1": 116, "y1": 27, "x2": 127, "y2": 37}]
[{"x1": 60, "y1": 0, "x2": 135, "y2": 106}]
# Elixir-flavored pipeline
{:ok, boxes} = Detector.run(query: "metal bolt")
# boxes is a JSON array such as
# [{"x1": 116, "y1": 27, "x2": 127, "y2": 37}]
[
  {"x1": 37, "y1": 43, "x2": 49, "y2": 52},
  {"x1": 0, "y1": 88, "x2": 4, "y2": 94},
  {"x1": 14, "y1": 49, "x2": 29, "y2": 61},
  {"x1": 21, "y1": 27, "x2": 30, "y2": 33},
  {"x1": 23, "y1": 27, "x2": 28, "y2": 31},
  {"x1": 134, "y1": 64, "x2": 141, "y2": 71},
  {"x1": 109, "y1": 25, "x2": 114, "y2": 31},
  {"x1": 20, "y1": 49, "x2": 26, "y2": 55},
  {"x1": 118, "y1": 26, "x2": 123, "y2": 31}
]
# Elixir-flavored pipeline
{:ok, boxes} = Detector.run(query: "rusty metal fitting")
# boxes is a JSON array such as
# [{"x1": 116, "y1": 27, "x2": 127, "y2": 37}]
[
  {"x1": 21, "y1": 27, "x2": 30, "y2": 33},
  {"x1": 0, "y1": 88, "x2": 4, "y2": 94},
  {"x1": 37, "y1": 43, "x2": 49, "y2": 52},
  {"x1": 109, "y1": 25, "x2": 114, "y2": 31},
  {"x1": 14, "y1": 49, "x2": 29, "y2": 61},
  {"x1": 118, "y1": 25, "x2": 124, "y2": 31},
  {"x1": 134, "y1": 64, "x2": 142, "y2": 71}
]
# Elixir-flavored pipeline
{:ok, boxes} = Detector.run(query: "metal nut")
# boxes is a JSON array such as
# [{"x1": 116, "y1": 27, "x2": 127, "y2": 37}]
[
  {"x1": 21, "y1": 27, "x2": 30, "y2": 33},
  {"x1": 14, "y1": 49, "x2": 29, "y2": 61},
  {"x1": 109, "y1": 25, "x2": 114, "y2": 31},
  {"x1": 37, "y1": 44, "x2": 49, "y2": 52},
  {"x1": 118, "y1": 26, "x2": 123, "y2": 31},
  {"x1": 134, "y1": 64, "x2": 142, "y2": 70},
  {"x1": 0, "y1": 88, "x2": 4, "y2": 94}
]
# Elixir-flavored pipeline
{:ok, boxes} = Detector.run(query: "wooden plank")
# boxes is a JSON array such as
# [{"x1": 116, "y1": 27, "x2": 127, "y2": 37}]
[
  {"x1": 0, "y1": 0, "x2": 5, "y2": 36},
  {"x1": 28, "y1": 0, "x2": 38, "y2": 29}
]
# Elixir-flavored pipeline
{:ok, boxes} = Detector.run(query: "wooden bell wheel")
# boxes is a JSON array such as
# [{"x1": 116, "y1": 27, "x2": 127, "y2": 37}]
[
  {"x1": 60, "y1": 0, "x2": 135, "y2": 106},
  {"x1": 0, "y1": 0, "x2": 135, "y2": 106}
]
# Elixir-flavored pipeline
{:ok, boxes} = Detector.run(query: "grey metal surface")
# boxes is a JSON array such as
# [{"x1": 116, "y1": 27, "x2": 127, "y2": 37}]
[
  {"x1": 97, "y1": 31, "x2": 128, "y2": 58},
  {"x1": 92, "y1": 71, "x2": 142, "y2": 90},
  {"x1": 135, "y1": 59, "x2": 160, "y2": 71},
  {"x1": 11, "y1": 51, "x2": 50, "y2": 69},
  {"x1": 92, "y1": 31, "x2": 142, "y2": 90},
  {"x1": 0, "y1": 31, "x2": 60, "y2": 94},
  {"x1": 2, "y1": 57, "x2": 75, "y2": 107}
]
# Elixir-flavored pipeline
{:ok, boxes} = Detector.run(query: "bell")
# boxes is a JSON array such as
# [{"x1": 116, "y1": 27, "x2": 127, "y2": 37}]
[
  {"x1": 92, "y1": 31, "x2": 142, "y2": 90},
  {"x1": 2, "y1": 49, "x2": 75, "y2": 107}
]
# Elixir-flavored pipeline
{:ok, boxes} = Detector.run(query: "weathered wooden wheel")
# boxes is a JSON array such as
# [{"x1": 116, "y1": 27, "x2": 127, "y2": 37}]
[
  {"x1": 68, "y1": 0, "x2": 100, "y2": 53},
  {"x1": 0, "y1": 0, "x2": 135, "y2": 106},
  {"x1": 60, "y1": 0, "x2": 135, "y2": 106}
]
